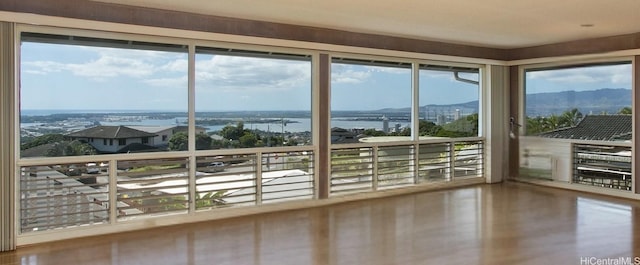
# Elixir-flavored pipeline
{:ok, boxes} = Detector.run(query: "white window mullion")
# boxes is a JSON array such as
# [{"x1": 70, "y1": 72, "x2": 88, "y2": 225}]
[{"x1": 188, "y1": 43, "x2": 197, "y2": 213}]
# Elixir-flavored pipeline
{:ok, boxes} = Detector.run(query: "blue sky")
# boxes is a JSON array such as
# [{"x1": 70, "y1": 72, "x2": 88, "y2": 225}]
[
  {"x1": 525, "y1": 63, "x2": 632, "y2": 94},
  {"x1": 20, "y1": 41, "x2": 631, "y2": 113}
]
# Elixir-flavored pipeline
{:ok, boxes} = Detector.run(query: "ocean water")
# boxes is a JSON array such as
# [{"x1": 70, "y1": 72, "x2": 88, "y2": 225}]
[
  {"x1": 100, "y1": 117, "x2": 402, "y2": 133},
  {"x1": 20, "y1": 110, "x2": 407, "y2": 133}
]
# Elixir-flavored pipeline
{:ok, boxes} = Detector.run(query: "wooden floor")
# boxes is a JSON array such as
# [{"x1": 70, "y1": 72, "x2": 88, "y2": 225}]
[{"x1": 3, "y1": 181, "x2": 640, "y2": 265}]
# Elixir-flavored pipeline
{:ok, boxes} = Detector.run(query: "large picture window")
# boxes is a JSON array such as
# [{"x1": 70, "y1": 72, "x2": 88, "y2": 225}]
[
  {"x1": 195, "y1": 47, "x2": 312, "y2": 149},
  {"x1": 524, "y1": 62, "x2": 632, "y2": 136},
  {"x1": 19, "y1": 33, "x2": 188, "y2": 157},
  {"x1": 520, "y1": 61, "x2": 632, "y2": 189},
  {"x1": 418, "y1": 65, "x2": 480, "y2": 138},
  {"x1": 330, "y1": 58, "x2": 412, "y2": 144},
  {"x1": 13, "y1": 26, "x2": 487, "y2": 238}
]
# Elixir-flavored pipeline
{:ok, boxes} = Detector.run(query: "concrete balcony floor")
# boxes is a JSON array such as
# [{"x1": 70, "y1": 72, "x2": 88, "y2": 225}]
[{"x1": 2, "y1": 181, "x2": 640, "y2": 265}]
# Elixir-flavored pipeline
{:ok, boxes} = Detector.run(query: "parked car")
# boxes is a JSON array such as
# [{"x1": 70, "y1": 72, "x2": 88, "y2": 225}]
[
  {"x1": 99, "y1": 162, "x2": 109, "y2": 172},
  {"x1": 86, "y1": 163, "x2": 100, "y2": 174},
  {"x1": 66, "y1": 165, "x2": 81, "y2": 176},
  {"x1": 206, "y1": 162, "x2": 225, "y2": 172}
]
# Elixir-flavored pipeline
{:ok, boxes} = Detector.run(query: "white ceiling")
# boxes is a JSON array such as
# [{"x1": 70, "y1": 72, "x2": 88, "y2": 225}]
[{"x1": 93, "y1": 0, "x2": 640, "y2": 49}]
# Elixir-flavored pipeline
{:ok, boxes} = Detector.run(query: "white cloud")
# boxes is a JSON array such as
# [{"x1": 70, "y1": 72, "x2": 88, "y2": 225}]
[
  {"x1": 22, "y1": 61, "x2": 64, "y2": 74},
  {"x1": 366, "y1": 65, "x2": 409, "y2": 74},
  {"x1": 143, "y1": 76, "x2": 188, "y2": 88},
  {"x1": 195, "y1": 55, "x2": 310, "y2": 92},
  {"x1": 22, "y1": 46, "x2": 187, "y2": 82},
  {"x1": 159, "y1": 59, "x2": 188, "y2": 72},
  {"x1": 68, "y1": 56, "x2": 155, "y2": 79},
  {"x1": 331, "y1": 64, "x2": 371, "y2": 84},
  {"x1": 528, "y1": 64, "x2": 631, "y2": 86},
  {"x1": 332, "y1": 69, "x2": 371, "y2": 84},
  {"x1": 331, "y1": 63, "x2": 411, "y2": 84}
]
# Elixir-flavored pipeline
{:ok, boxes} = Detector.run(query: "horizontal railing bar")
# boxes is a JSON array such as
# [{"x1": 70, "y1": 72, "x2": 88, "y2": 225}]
[
  {"x1": 195, "y1": 178, "x2": 256, "y2": 186},
  {"x1": 19, "y1": 185, "x2": 108, "y2": 193},
  {"x1": 20, "y1": 198, "x2": 107, "y2": 208},
  {"x1": 119, "y1": 169, "x2": 188, "y2": 178},
  {"x1": 118, "y1": 192, "x2": 189, "y2": 202},
  {"x1": 117, "y1": 177, "x2": 187, "y2": 186},
  {"x1": 18, "y1": 153, "x2": 190, "y2": 167},
  {"x1": 330, "y1": 165, "x2": 373, "y2": 170},
  {"x1": 331, "y1": 156, "x2": 373, "y2": 161},
  {"x1": 330, "y1": 182, "x2": 372, "y2": 188},
  {"x1": 197, "y1": 192, "x2": 256, "y2": 200},
  {"x1": 329, "y1": 176, "x2": 373, "y2": 182},
  {"x1": 20, "y1": 208, "x2": 108, "y2": 221},
  {"x1": 261, "y1": 187, "x2": 314, "y2": 195},
  {"x1": 20, "y1": 212, "x2": 107, "y2": 222},
  {"x1": 329, "y1": 187, "x2": 373, "y2": 193},
  {"x1": 262, "y1": 180, "x2": 314, "y2": 188},
  {"x1": 118, "y1": 209, "x2": 187, "y2": 218},
  {"x1": 262, "y1": 193, "x2": 313, "y2": 201},
  {"x1": 117, "y1": 185, "x2": 187, "y2": 194},
  {"x1": 117, "y1": 201, "x2": 188, "y2": 212},
  {"x1": 196, "y1": 170, "x2": 257, "y2": 177},
  {"x1": 21, "y1": 219, "x2": 108, "y2": 231},
  {"x1": 332, "y1": 137, "x2": 483, "y2": 150}
]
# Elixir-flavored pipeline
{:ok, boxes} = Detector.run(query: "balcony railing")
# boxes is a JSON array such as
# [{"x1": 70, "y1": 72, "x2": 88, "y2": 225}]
[
  {"x1": 20, "y1": 163, "x2": 110, "y2": 233},
  {"x1": 18, "y1": 138, "x2": 483, "y2": 234},
  {"x1": 573, "y1": 143, "x2": 632, "y2": 191},
  {"x1": 330, "y1": 138, "x2": 484, "y2": 195},
  {"x1": 519, "y1": 137, "x2": 632, "y2": 191}
]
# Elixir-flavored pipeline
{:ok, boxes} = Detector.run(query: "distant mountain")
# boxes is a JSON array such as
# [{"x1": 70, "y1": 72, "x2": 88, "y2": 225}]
[
  {"x1": 525, "y1": 88, "x2": 631, "y2": 116},
  {"x1": 377, "y1": 88, "x2": 631, "y2": 118}
]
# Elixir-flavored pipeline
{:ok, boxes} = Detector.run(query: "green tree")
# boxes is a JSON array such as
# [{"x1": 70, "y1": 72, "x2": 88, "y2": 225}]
[
  {"x1": 45, "y1": 140, "x2": 97, "y2": 157},
  {"x1": 220, "y1": 121, "x2": 245, "y2": 141},
  {"x1": 418, "y1": 120, "x2": 441, "y2": 136},
  {"x1": 196, "y1": 191, "x2": 227, "y2": 208},
  {"x1": 363, "y1": 128, "x2": 387, "y2": 136},
  {"x1": 211, "y1": 138, "x2": 232, "y2": 149},
  {"x1": 21, "y1": 133, "x2": 65, "y2": 150},
  {"x1": 195, "y1": 133, "x2": 212, "y2": 150},
  {"x1": 394, "y1": 127, "x2": 412, "y2": 136},
  {"x1": 239, "y1": 132, "x2": 259, "y2": 148},
  {"x1": 168, "y1": 132, "x2": 212, "y2": 150},
  {"x1": 264, "y1": 134, "x2": 283, "y2": 147},
  {"x1": 285, "y1": 138, "x2": 299, "y2": 146},
  {"x1": 526, "y1": 116, "x2": 546, "y2": 135},
  {"x1": 168, "y1": 132, "x2": 188, "y2": 151},
  {"x1": 543, "y1": 114, "x2": 560, "y2": 131},
  {"x1": 558, "y1": 108, "x2": 582, "y2": 127},
  {"x1": 526, "y1": 108, "x2": 584, "y2": 135},
  {"x1": 619, "y1": 107, "x2": 632, "y2": 114},
  {"x1": 437, "y1": 113, "x2": 478, "y2": 137}
]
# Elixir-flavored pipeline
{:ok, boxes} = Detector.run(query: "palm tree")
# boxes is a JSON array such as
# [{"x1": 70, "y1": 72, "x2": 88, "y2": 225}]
[
  {"x1": 559, "y1": 108, "x2": 583, "y2": 127},
  {"x1": 618, "y1": 107, "x2": 632, "y2": 114}
]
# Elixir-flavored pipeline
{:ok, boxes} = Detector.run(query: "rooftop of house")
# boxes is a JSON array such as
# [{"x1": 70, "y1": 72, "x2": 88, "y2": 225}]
[
  {"x1": 66, "y1": 126, "x2": 157, "y2": 139},
  {"x1": 538, "y1": 115, "x2": 631, "y2": 141},
  {"x1": 117, "y1": 143, "x2": 159, "y2": 153}
]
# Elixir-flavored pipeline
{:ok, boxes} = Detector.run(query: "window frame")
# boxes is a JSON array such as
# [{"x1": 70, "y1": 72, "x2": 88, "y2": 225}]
[
  {"x1": 329, "y1": 52, "x2": 484, "y2": 146},
  {"x1": 519, "y1": 57, "x2": 633, "y2": 137}
]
